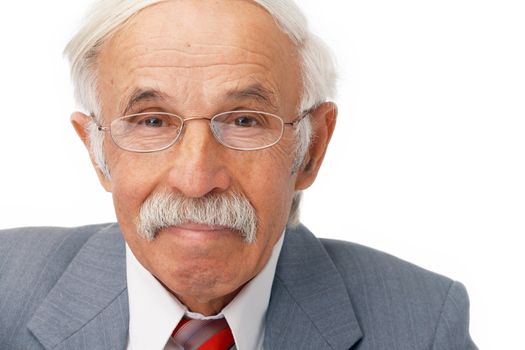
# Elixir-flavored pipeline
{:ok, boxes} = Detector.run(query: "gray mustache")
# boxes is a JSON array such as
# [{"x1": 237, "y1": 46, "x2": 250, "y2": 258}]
[{"x1": 137, "y1": 191, "x2": 258, "y2": 243}]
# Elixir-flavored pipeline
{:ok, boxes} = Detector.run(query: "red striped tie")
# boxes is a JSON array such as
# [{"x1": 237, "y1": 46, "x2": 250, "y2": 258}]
[{"x1": 172, "y1": 317, "x2": 235, "y2": 350}]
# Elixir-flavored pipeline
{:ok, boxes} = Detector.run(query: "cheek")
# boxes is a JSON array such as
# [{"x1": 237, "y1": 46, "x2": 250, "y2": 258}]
[
  {"x1": 107, "y1": 154, "x2": 163, "y2": 222},
  {"x1": 240, "y1": 149, "x2": 296, "y2": 229}
]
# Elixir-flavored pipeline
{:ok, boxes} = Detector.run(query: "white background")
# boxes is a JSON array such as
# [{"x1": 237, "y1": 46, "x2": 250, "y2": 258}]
[{"x1": 1, "y1": 1, "x2": 524, "y2": 348}]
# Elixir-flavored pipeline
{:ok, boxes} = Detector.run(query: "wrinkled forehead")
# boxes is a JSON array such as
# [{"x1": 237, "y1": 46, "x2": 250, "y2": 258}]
[{"x1": 96, "y1": 0, "x2": 302, "y2": 117}]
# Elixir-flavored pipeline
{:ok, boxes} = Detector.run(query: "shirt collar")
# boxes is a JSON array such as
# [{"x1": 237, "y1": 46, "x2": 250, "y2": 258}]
[
  {"x1": 126, "y1": 231, "x2": 285, "y2": 350},
  {"x1": 126, "y1": 244, "x2": 185, "y2": 350}
]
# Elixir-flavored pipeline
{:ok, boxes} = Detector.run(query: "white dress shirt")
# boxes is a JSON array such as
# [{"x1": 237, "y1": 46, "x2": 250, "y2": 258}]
[{"x1": 126, "y1": 232, "x2": 285, "y2": 350}]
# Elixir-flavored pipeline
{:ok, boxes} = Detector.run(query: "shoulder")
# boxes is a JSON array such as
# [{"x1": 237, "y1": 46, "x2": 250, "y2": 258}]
[
  {"x1": 319, "y1": 238, "x2": 476, "y2": 349},
  {"x1": 279, "y1": 225, "x2": 476, "y2": 348},
  {"x1": 320, "y1": 237, "x2": 456, "y2": 312},
  {"x1": 283, "y1": 226, "x2": 460, "y2": 309},
  {"x1": 0, "y1": 224, "x2": 115, "y2": 269},
  {"x1": 0, "y1": 223, "x2": 120, "y2": 345},
  {"x1": 0, "y1": 223, "x2": 118, "y2": 286},
  {"x1": 320, "y1": 237, "x2": 454, "y2": 292}
]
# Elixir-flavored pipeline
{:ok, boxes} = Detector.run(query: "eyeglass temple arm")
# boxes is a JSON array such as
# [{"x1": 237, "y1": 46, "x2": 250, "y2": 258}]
[
  {"x1": 284, "y1": 107, "x2": 315, "y2": 127},
  {"x1": 90, "y1": 113, "x2": 110, "y2": 131}
]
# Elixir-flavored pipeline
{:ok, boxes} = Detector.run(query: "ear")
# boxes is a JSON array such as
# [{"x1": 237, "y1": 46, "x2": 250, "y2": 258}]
[
  {"x1": 294, "y1": 102, "x2": 337, "y2": 190},
  {"x1": 70, "y1": 112, "x2": 113, "y2": 192}
]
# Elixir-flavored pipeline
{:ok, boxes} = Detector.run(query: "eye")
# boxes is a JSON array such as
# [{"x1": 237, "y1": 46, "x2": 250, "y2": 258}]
[
  {"x1": 140, "y1": 116, "x2": 165, "y2": 127},
  {"x1": 132, "y1": 114, "x2": 178, "y2": 128},
  {"x1": 234, "y1": 115, "x2": 259, "y2": 127},
  {"x1": 213, "y1": 111, "x2": 272, "y2": 130}
]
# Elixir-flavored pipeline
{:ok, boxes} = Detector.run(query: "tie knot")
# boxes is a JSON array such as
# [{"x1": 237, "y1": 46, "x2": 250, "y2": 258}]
[{"x1": 172, "y1": 317, "x2": 235, "y2": 350}]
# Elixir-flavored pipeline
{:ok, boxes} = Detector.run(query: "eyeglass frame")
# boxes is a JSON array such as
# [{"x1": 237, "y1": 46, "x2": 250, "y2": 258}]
[{"x1": 90, "y1": 108, "x2": 312, "y2": 153}]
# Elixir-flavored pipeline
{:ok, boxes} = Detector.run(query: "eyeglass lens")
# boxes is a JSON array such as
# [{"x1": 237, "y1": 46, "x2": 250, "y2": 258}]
[{"x1": 109, "y1": 111, "x2": 285, "y2": 152}]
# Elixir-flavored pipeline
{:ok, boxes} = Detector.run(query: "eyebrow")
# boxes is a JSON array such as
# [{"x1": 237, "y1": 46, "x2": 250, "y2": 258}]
[
  {"x1": 120, "y1": 83, "x2": 278, "y2": 116},
  {"x1": 226, "y1": 83, "x2": 278, "y2": 111},
  {"x1": 121, "y1": 88, "x2": 167, "y2": 115}
]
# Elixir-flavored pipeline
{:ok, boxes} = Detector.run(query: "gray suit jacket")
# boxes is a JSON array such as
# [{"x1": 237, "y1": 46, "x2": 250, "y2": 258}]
[{"x1": 0, "y1": 223, "x2": 477, "y2": 349}]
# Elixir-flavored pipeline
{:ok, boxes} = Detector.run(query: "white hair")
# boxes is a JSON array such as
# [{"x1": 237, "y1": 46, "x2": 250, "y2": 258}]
[{"x1": 64, "y1": 0, "x2": 337, "y2": 226}]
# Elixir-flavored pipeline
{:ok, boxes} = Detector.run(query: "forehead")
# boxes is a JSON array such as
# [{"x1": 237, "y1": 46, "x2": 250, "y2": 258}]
[{"x1": 97, "y1": 0, "x2": 302, "y2": 116}]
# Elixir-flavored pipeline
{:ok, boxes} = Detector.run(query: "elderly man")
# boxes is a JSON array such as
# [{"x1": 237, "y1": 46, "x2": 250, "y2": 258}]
[{"x1": 0, "y1": 1, "x2": 477, "y2": 349}]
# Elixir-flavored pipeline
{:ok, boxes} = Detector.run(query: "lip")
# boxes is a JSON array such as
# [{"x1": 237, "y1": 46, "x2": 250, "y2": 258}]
[{"x1": 161, "y1": 223, "x2": 236, "y2": 243}]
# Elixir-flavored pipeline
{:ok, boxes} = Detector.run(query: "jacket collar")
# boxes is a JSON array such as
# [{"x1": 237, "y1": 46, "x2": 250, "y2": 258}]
[
  {"x1": 264, "y1": 224, "x2": 363, "y2": 350},
  {"x1": 27, "y1": 224, "x2": 129, "y2": 350}
]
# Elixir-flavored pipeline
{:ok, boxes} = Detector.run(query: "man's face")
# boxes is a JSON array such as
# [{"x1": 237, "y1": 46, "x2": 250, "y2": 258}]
[{"x1": 77, "y1": 0, "x2": 331, "y2": 315}]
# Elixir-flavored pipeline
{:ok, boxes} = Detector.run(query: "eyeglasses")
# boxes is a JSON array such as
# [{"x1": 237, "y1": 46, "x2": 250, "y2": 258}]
[{"x1": 92, "y1": 110, "x2": 309, "y2": 153}]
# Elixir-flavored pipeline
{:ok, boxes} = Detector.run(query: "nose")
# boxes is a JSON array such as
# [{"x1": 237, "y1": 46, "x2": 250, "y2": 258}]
[{"x1": 165, "y1": 119, "x2": 231, "y2": 198}]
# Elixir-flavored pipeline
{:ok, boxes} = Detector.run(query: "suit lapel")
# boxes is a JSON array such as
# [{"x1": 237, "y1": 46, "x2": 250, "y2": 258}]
[
  {"x1": 27, "y1": 224, "x2": 129, "y2": 350},
  {"x1": 264, "y1": 225, "x2": 362, "y2": 350}
]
